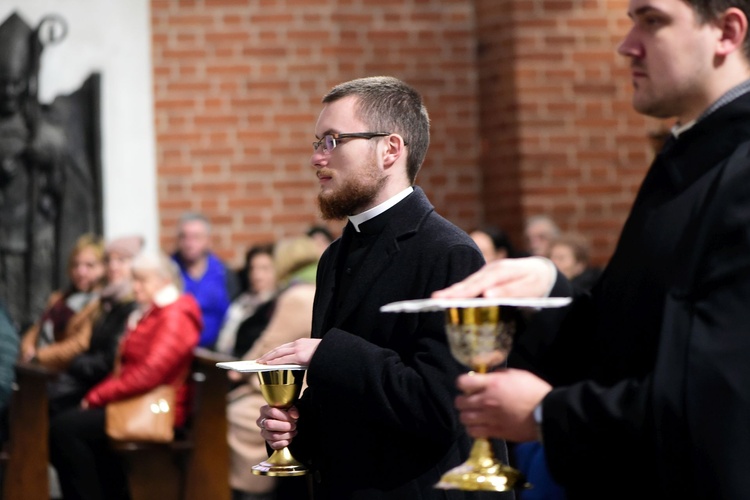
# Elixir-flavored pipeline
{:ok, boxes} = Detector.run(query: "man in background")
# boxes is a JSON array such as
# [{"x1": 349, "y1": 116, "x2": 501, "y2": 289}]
[
  {"x1": 172, "y1": 212, "x2": 237, "y2": 348},
  {"x1": 524, "y1": 215, "x2": 560, "y2": 258}
]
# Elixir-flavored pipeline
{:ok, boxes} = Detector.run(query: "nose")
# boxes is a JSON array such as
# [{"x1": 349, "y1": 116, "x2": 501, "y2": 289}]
[
  {"x1": 617, "y1": 28, "x2": 641, "y2": 58},
  {"x1": 311, "y1": 150, "x2": 327, "y2": 169}
]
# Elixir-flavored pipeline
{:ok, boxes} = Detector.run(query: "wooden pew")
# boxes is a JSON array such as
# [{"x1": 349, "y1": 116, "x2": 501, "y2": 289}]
[
  {"x1": 2, "y1": 361, "x2": 54, "y2": 500},
  {"x1": 114, "y1": 347, "x2": 234, "y2": 500},
  {"x1": 183, "y1": 348, "x2": 234, "y2": 500}
]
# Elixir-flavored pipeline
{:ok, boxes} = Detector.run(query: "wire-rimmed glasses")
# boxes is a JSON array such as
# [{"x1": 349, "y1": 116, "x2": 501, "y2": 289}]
[{"x1": 312, "y1": 132, "x2": 391, "y2": 155}]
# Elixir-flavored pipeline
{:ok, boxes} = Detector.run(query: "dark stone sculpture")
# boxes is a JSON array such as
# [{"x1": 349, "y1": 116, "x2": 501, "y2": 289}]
[{"x1": 0, "y1": 12, "x2": 102, "y2": 329}]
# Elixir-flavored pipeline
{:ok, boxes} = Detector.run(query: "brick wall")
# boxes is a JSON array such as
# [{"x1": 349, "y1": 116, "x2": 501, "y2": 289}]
[
  {"x1": 152, "y1": 0, "x2": 667, "y2": 268},
  {"x1": 475, "y1": 0, "x2": 665, "y2": 265},
  {"x1": 151, "y1": 0, "x2": 483, "y2": 267}
]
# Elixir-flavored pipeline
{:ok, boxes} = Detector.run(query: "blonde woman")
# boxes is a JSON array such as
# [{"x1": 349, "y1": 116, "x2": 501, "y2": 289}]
[
  {"x1": 227, "y1": 236, "x2": 319, "y2": 500},
  {"x1": 21, "y1": 233, "x2": 105, "y2": 370}
]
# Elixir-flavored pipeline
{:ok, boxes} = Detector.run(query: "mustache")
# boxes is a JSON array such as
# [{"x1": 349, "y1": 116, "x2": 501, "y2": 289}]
[{"x1": 317, "y1": 168, "x2": 334, "y2": 178}]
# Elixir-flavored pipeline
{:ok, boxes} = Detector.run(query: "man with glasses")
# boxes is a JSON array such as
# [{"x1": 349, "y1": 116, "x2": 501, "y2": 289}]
[{"x1": 255, "y1": 77, "x2": 505, "y2": 499}]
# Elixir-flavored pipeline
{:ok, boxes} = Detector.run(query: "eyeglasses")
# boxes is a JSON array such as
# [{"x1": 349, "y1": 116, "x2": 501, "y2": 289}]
[{"x1": 312, "y1": 132, "x2": 391, "y2": 154}]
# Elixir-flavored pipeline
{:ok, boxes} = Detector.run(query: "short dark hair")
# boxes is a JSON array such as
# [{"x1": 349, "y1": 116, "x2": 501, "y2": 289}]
[
  {"x1": 306, "y1": 225, "x2": 334, "y2": 243},
  {"x1": 322, "y1": 76, "x2": 430, "y2": 184},
  {"x1": 473, "y1": 226, "x2": 519, "y2": 258},
  {"x1": 238, "y1": 243, "x2": 275, "y2": 292},
  {"x1": 685, "y1": 1, "x2": 750, "y2": 58}
]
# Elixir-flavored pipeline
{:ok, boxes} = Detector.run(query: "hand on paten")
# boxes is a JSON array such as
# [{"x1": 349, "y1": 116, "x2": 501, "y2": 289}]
[
  {"x1": 433, "y1": 257, "x2": 556, "y2": 299},
  {"x1": 256, "y1": 338, "x2": 321, "y2": 367}
]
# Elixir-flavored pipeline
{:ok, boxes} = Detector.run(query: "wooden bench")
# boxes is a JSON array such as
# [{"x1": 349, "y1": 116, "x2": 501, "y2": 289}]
[
  {"x1": 1, "y1": 361, "x2": 54, "y2": 500},
  {"x1": 113, "y1": 347, "x2": 234, "y2": 500}
]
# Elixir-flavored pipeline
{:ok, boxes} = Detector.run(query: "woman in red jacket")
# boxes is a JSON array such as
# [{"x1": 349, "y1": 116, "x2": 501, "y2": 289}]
[{"x1": 49, "y1": 252, "x2": 202, "y2": 500}]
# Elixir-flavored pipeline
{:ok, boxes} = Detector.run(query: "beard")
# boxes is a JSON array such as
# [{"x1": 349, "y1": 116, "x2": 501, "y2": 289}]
[{"x1": 317, "y1": 160, "x2": 387, "y2": 220}]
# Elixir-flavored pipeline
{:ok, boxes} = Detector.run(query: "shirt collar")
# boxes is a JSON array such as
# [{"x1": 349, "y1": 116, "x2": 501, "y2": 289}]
[
  {"x1": 348, "y1": 186, "x2": 414, "y2": 233},
  {"x1": 153, "y1": 284, "x2": 180, "y2": 307},
  {"x1": 673, "y1": 78, "x2": 750, "y2": 138},
  {"x1": 671, "y1": 120, "x2": 696, "y2": 138}
]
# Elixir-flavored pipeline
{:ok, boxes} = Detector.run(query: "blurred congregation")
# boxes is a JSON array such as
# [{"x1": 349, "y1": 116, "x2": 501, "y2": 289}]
[{"x1": 0, "y1": 207, "x2": 598, "y2": 500}]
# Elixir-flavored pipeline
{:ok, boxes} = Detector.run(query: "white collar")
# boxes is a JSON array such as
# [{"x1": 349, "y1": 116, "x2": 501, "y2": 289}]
[
  {"x1": 153, "y1": 284, "x2": 180, "y2": 307},
  {"x1": 348, "y1": 187, "x2": 414, "y2": 232},
  {"x1": 128, "y1": 284, "x2": 181, "y2": 329},
  {"x1": 671, "y1": 120, "x2": 696, "y2": 138}
]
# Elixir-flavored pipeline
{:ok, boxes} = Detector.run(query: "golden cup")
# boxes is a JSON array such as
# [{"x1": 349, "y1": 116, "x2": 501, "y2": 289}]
[
  {"x1": 435, "y1": 305, "x2": 529, "y2": 492},
  {"x1": 252, "y1": 368, "x2": 308, "y2": 477}
]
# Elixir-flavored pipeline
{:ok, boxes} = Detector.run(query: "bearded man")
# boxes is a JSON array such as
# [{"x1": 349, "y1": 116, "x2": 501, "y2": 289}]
[{"x1": 254, "y1": 77, "x2": 509, "y2": 500}]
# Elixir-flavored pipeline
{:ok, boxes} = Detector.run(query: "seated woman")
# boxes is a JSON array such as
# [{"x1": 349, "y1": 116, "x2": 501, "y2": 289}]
[
  {"x1": 470, "y1": 225, "x2": 520, "y2": 262},
  {"x1": 47, "y1": 235, "x2": 143, "y2": 415},
  {"x1": 49, "y1": 252, "x2": 202, "y2": 500},
  {"x1": 21, "y1": 234, "x2": 106, "y2": 370},
  {"x1": 227, "y1": 236, "x2": 319, "y2": 500},
  {"x1": 214, "y1": 243, "x2": 278, "y2": 357},
  {"x1": 549, "y1": 233, "x2": 601, "y2": 292}
]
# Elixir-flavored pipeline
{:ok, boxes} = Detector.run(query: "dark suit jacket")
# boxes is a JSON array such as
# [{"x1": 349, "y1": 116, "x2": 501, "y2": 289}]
[
  {"x1": 289, "y1": 188, "x2": 510, "y2": 500},
  {"x1": 538, "y1": 91, "x2": 750, "y2": 499}
]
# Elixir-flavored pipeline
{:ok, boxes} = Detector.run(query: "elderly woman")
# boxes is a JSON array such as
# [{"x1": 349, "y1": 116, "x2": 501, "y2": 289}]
[
  {"x1": 47, "y1": 235, "x2": 144, "y2": 415},
  {"x1": 49, "y1": 252, "x2": 202, "y2": 500}
]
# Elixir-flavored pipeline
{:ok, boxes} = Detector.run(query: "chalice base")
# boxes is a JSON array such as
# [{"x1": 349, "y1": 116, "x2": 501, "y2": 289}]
[
  {"x1": 251, "y1": 447, "x2": 308, "y2": 477},
  {"x1": 435, "y1": 438, "x2": 528, "y2": 492}
]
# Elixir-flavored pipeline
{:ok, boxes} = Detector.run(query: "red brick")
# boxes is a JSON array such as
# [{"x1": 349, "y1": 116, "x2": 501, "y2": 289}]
[
  {"x1": 162, "y1": 48, "x2": 208, "y2": 59},
  {"x1": 206, "y1": 64, "x2": 252, "y2": 76},
  {"x1": 205, "y1": 0, "x2": 249, "y2": 6},
  {"x1": 155, "y1": 98, "x2": 198, "y2": 110},
  {"x1": 167, "y1": 82, "x2": 212, "y2": 93},
  {"x1": 194, "y1": 115, "x2": 239, "y2": 127},
  {"x1": 228, "y1": 198, "x2": 274, "y2": 209},
  {"x1": 158, "y1": 132, "x2": 202, "y2": 144},
  {"x1": 167, "y1": 14, "x2": 215, "y2": 27},
  {"x1": 205, "y1": 32, "x2": 249, "y2": 44},
  {"x1": 242, "y1": 47, "x2": 288, "y2": 58}
]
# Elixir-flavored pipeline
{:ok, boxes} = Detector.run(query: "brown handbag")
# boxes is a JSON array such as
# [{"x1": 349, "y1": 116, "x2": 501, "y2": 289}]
[{"x1": 105, "y1": 384, "x2": 176, "y2": 442}]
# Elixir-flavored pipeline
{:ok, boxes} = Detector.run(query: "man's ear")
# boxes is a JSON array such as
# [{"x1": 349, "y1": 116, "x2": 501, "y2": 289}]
[
  {"x1": 716, "y1": 7, "x2": 748, "y2": 57},
  {"x1": 382, "y1": 134, "x2": 407, "y2": 169}
]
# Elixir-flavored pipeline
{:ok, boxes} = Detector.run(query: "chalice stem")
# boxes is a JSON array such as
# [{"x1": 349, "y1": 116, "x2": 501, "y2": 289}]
[
  {"x1": 256, "y1": 446, "x2": 306, "y2": 469},
  {"x1": 467, "y1": 438, "x2": 497, "y2": 468}
]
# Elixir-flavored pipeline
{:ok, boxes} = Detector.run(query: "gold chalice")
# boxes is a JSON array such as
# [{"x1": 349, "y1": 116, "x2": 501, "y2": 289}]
[
  {"x1": 435, "y1": 304, "x2": 526, "y2": 492},
  {"x1": 252, "y1": 368, "x2": 308, "y2": 477},
  {"x1": 378, "y1": 297, "x2": 571, "y2": 492}
]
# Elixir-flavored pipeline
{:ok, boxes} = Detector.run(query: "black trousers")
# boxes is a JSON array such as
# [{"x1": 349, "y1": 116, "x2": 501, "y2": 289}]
[{"x1": 49, "y1": 407, "x2": 129, "y2": 500}]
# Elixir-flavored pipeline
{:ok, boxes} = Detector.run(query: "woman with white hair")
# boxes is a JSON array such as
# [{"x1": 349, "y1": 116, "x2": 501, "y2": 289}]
[{"x1": 49, "y1": 251, "x2": 202, "y2": 500}]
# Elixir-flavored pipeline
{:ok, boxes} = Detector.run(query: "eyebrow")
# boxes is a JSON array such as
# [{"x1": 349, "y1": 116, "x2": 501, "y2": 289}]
[
  {"x1": 628, "y1": 6, "x2": 662, "y2": 18},
  {"x1": 315, "y1": 129, "x2": 339, "y2": 139}
]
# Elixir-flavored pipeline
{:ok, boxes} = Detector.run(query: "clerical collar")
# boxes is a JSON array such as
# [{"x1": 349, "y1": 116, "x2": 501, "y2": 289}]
[
  {"x1": 348, "y1": 186, "x2": 414, "y2": 233},
  {"x1": 672, "y1": 78, "x2": 750, "y2": 138},
  {"x1": 671, "y1": 120, "x2": 695, "y2": 138}
]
